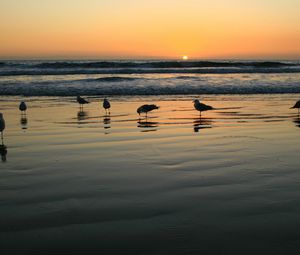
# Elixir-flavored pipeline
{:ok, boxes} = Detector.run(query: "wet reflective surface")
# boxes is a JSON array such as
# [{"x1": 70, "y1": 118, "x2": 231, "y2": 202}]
[{"x1": 0, "y1": 95, "x2": 300, "y2": 255}]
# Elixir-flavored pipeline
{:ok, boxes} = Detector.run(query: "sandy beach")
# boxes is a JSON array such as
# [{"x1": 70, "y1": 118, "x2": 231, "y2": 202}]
[{"x1": 0, "y1": 94, "x2": 300, "y2": 254}]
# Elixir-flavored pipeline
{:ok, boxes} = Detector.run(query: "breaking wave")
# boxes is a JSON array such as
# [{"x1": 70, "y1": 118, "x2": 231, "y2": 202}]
[
  {"x1": 0, "y1": 60, "x2": 299, "y2": 96},
  {"x1": 1, "y1": 74, "x2": 299, "y2": 96},
  {"x1": 0, "y1": 60, "x2": 299, "y2": 76}
]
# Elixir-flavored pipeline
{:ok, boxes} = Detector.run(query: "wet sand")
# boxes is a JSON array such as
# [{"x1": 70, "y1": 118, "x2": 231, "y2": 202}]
[{"x1": 0, "y1": 94, "x2": 300, "y2": 254}]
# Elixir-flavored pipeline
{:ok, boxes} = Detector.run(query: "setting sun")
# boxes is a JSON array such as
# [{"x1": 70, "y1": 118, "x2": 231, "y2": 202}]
[{"x1": 182, "y1": 55, "x2": 188, "y2": 60}]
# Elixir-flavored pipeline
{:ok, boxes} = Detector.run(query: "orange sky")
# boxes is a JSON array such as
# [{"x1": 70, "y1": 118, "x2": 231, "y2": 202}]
[{"x1": 0, "y1": 0, "x2": 300, "y2": 59}]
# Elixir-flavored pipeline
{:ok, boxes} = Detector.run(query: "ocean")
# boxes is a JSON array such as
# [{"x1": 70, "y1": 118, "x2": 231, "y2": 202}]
[{"x1": 0, "y1": 60, "x2": 300, "y2": 96}]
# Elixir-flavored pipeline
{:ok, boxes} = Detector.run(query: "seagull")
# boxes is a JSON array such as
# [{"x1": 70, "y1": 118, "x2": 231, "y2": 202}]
[
  {"x1": 77, "y1": 96, "x2": 90, "y2": 109},
  {"x1": 0, "y1": 113, "x2": 5, "y2": 142},
  {"x1": 291, "y1": 100, "x2": 300, "y2": 114},
  {"x1": 137, "y1": 104, "x2": 159, "y2": 117},
  {"x1": 103, "y1": 98, "x2": 111, "y2": 114},
  {"x1": 19, "y1": 101, "x2": 27, "y2": 114},
  {"x1": 193, "y1": 99, "x2": 214, "y2": 117}
]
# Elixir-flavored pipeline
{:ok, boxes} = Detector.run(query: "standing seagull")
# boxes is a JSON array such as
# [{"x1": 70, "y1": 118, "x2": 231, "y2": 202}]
[
  {"x1": 291, "y1": 100, "x2": 300, "y2": 115},
  {"x1": 77, "y1": 96, "x2": 90, "y2": 109},
  {"x1": 0, "y1": 113, "x2": 5, "y2": 142},
  {"x1": 137, "y1": 104, "x2": 159, "y2": 117},
  {"x1": 19, "y1": 101, "x2": 27, "y2": 115},
  {"x1": 103, "y1": 98, "x2": 111, "y2": 114},
  {"x1": 193, "y1": 99, "x2": 214, "y2": 117}
]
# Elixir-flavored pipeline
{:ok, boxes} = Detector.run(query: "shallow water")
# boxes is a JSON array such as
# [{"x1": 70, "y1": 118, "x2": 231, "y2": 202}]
[{"x1": 0, "y1": 94, "x2": 300, "y2": 254}]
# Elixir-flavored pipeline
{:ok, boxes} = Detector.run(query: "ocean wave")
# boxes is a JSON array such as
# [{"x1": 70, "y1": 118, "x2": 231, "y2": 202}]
[
  {"x1": 0, "y1": 60, "x2": 299, "y2": 75},
  {"x1": 30, "y1": 61, "x2": 298, "y2": 69},
  {"x1": 175, "y1": 76, "x2": 202, "y2": 80},
  {"x1": 1, "y1": 61, "x2": 299, "y2": 96},
  {"x1": 1, "y1": 83, "x2": 299, "y2": 96},
  {"x1": 1, "y1": 67, "x2": 300, "y2": 76},
  {"x1": 84, "y1": 76, "x2": 140, "y2": 82}
]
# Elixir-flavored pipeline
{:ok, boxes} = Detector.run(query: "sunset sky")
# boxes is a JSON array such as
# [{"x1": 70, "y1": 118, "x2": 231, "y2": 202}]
[{"x1": 0, "y1": 0, "x2": 299, "y2": 59}]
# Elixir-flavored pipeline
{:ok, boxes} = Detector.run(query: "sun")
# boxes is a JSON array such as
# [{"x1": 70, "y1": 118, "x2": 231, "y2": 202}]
[{"x1": 182, "y1": 55, "x2": 188, "y2": 60}]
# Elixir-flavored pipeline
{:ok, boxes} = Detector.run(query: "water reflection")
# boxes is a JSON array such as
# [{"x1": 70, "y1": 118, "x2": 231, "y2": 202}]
[
  {"x1": 293, "y1": 116, "x2": 300, "y2": 128},
  {"x1": 193, "y1": 117, "x2": 213, "y2": 133},
  {"x1": 103, "y1": 115, "x2": 111, "y2": 128},
  {"x1": 77, "y1": 110, "x2": 88, "y2": 121},
  {"x1": 103, "y1": 114, "x2": 111, "y2": 134},
  {"x1": 137, "y1": 118, "x2": 158, "y2": 132},
  {"x1": 0, "y1": 144, "x2": 7, "y2": 162},
  {"x1": 20, "y1": 116, "x2": 28, "y2": 130}
]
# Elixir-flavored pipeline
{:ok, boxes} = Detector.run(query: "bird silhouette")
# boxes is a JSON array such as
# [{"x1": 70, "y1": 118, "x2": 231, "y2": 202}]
[
  {"x1": 19, "y1": 101, "x2": 27, "y2": 115},
  {"x1": 137, "y1": 104, "x2": 159, "y2": 117},
  {"x1": 193, "y1": 99, "x2": 214, "y2": 117},
  {"x1": 103, "y1": 98, "x2": 111, "y2": 114},
  {"x1": 290, "y1": 100, "x2": 300, "y2": 115},
  {"x1": 77, "y1": 96, "x2": 90, "y2": 110}
]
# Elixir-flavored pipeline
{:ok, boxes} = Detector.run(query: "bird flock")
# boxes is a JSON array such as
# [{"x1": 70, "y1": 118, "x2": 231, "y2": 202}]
[
  {"x1": 77, "y1": 96, "x2": 216, "y2": 117},
  {"x1": 0, "y1": 98, "x2": 299, "y2": 144}
]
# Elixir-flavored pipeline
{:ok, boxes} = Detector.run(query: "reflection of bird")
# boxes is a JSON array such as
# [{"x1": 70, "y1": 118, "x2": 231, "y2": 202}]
[
  {"x1": 193, "y1": 99, "x2": 213, "y2": 117},
  {"x1": 137, "y1": 104, "x2": 159, "y2": 117},
  {"x1": 293, "y1": 117, "x2": 300, "y2": 128},
  {"x1": 19, "y1": 101, "x2": 27, "y2": 114},
  {"x1": 103, "y1": 98, "x2": 111, "y2": 114},
  {"x1": 193, "y1": 118, "x2": 212, "y2": 133},
  {"x1": 20, "y1": 116, "x2": 28, "y2": 130},
  {"x1": 137, "y1": 119, "x2": 158, "y2": 132},
  {"x1": 0, "y1": 144, "x2": 7, "y2": 162},
  {"x1": 291, "y1": 100, "x2": 300, "y2": 114},
  {"x1": 77, "y1": 96, "x2": 89, "y2": 109},
  {"x1": 0, "y1": 113, "x2": 5, "y2": 142},
  {"x1": 77, "y1": 110, "x2": 88, "y2": 121},
  {"x1": 103, "y1": 115, "x2": 111, "y2": 129}
]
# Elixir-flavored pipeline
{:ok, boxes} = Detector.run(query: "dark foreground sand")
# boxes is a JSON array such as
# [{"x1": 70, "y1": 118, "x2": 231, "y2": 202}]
[{"x1": 0, "y1": 94, "x2": 300, "y2": 255}]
